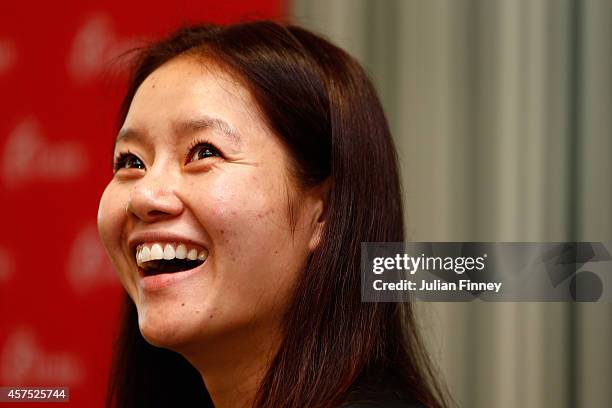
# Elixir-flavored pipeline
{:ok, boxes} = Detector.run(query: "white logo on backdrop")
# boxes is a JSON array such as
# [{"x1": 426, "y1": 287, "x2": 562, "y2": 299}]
[
  {"x1": 0, "y1": 247, "x2": 14, "y2": 283},
  {"x1": 67, "y1": 223, "x2": 117, "y2": 294},
  {"x1": 0, "y1": 39, "x2": 16, "y2": 74},
  {"x1": 68, "y1": 12, "x2": 138, "y2": 84},
  {"x1": 0, "y1": 328, "x2": 84, "y2": 384},
  {"x1": 2, "y1": 117, "x2": 88, "y2": 187}
]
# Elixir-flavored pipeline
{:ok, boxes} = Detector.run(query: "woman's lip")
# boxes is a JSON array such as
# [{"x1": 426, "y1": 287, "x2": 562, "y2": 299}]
[{"x1": 138, "y1": 262, "x2": 205, "y2": 291}]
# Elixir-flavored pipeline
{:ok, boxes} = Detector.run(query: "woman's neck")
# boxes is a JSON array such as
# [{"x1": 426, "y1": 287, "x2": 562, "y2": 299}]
[{"x1": 176, "y1": 324, "x2": 282, "y2": 408}]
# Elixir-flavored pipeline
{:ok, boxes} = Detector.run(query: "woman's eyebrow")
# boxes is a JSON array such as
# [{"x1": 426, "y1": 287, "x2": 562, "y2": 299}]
[
  {"x1": 172, "y1": 116, "x2": 241, "y2": 148},
  {"x1": 114, "y1": 127, "x2": 143, "y2": 149},
  {"x1": 114, "y1": 116, "x2": 241, "y2": 151}
]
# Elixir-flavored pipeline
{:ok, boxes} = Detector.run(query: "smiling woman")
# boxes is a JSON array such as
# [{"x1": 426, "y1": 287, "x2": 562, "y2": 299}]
[{"x1": 97, "y1": 21, "x2": 449, "y2": 408}]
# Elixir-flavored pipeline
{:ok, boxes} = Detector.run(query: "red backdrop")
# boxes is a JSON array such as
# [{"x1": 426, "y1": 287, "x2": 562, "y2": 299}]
[{"x1": 0, "y1": 1, "x2": 282, "y2": 406}]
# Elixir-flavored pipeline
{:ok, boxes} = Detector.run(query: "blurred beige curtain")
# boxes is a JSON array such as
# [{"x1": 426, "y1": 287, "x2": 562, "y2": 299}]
[{"x1": 292, "y1": 1, "x2": 612, "y2": 407}]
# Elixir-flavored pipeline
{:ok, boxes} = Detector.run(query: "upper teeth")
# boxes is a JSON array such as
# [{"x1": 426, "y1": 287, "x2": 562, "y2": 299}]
[{"x1": 136, "y1": 242, "x2": 208, "y2": 267}]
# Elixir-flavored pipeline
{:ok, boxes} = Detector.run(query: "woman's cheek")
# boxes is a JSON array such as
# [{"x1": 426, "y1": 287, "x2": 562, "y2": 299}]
[
  {"x1": 97, "y1": 184, "x2": 122, "y2": 253},
  {"x1": 97, "y1": 184, "x2": 131, "y2": 286},
  {"x1": 197, "y1": 176, "x2": 288, "y2": 258}
]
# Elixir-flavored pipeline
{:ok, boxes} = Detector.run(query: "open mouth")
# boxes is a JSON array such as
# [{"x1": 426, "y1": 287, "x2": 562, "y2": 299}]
[
  {"x1": 135, "y1": 242, "x2": 208, "y2": 277},
  {"x1": 140, "y1": 258, "x2": 205, "y2": 276}
]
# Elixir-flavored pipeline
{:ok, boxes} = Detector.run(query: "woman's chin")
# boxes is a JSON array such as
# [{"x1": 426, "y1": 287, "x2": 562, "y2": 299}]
[{"x1": 138, "y1": 316, "x2": 197, "y2": 350}]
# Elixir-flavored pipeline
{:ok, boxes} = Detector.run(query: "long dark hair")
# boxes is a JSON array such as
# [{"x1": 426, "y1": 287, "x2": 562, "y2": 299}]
[{"x1": 106, "y1": 21, "x2": 449, "y2": 408}]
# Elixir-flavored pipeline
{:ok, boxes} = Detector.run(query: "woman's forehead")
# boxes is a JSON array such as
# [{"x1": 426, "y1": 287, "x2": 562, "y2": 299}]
[
  {"x1": 135, "y1": 59, "x2": 249, "y2": 109},
  {"x1": 141, "y1": 56, "x2": 250, "y2": 101},
  {"x1": 122, "y1": 57, "x2": 263, "y2": 142}
]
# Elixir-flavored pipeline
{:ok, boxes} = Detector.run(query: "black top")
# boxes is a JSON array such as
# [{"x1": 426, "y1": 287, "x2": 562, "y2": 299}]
[
  {"x1": 342, "y1": 403, "x2": 422, "y2": 408},
  {"x1": 339, "y1": 390, "x2": 424, "y2": 408},
  {"x1": 338, "y1": 371, "x2": 425, "y2": 408}
]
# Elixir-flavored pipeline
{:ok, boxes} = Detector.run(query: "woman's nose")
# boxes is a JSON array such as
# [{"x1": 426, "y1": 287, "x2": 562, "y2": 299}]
[{"x1": 126, "y1": 175, "x2": 184, "y2": 223}]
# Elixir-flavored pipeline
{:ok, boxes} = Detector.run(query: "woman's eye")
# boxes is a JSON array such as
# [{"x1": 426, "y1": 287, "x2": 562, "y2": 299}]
[
  {"x1": 188, "y1": 142, "x2": 222, "y2": 163},
  {"x1": 114, "y1": 153, "x2": 145, "y2": 171}
]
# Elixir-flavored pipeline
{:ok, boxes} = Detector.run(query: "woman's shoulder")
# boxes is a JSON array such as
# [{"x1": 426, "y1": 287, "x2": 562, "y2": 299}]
[
  {"x1": 341, "y1": 401, "x2": 424, "y2": 408},
  {"x1": 339, "y1": 390, "x2": 425, "y2": 408},
  {"x1": 338, "y1": 370, "x2": 426, "y2": 408}
]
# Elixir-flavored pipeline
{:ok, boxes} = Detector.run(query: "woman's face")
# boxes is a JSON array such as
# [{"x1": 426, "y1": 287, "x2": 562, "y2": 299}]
[{"x1": 97, "y1": 57, "x2": 323, "y2": 351}]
